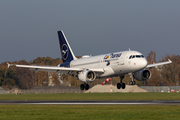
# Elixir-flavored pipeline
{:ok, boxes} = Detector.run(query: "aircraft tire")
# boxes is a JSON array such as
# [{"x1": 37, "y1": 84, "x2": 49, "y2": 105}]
[
  {"x1": 85, "y1": 84, "x2": 89, "y2": 90},
  {"x1": 133, "y1": 81, "x2": 136, "y2": 85},
  {"x1": 80, "y1": 84, "x2": 85, "y2": 90},
  {"x1": 130, "y1": 81, "x2": 136, "y2": 85},
  {"x1": 117, "y1": 83, "x2": 121, "y2": 89},
  {"x1": 122, "y1": 83, "x2": 126, "y2": 89},
  {"x1": 130, "y1": 81, "x2": 133, "y2": 85}
]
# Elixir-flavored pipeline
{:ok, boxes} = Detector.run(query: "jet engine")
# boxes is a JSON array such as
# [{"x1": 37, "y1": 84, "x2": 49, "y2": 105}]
[
  {"x1": 78, "y1": 70, "x2": 96, "y2": 83},
  {"x1": 133, "y1": 69, "x2": 151, "y2": 81}
]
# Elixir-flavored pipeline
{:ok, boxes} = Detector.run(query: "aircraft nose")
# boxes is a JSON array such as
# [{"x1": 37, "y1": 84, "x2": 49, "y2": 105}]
[{"x1": 141, "y1": 59, "x2": 148, "y2": 68}]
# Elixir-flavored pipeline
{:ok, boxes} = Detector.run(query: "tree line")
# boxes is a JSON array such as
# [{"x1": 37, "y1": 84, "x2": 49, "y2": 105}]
[
  {"x1": 145, "y1": 51, "x2": 180, "y2": 86},
  {"x1": 0, "y1": 52, "x2": 179, "y2": 90}
]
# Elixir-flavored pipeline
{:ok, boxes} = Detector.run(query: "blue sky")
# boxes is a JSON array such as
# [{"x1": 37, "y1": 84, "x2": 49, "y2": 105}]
[{"x1": 0, "y1": 0, "x2": 180, "y2": 63}]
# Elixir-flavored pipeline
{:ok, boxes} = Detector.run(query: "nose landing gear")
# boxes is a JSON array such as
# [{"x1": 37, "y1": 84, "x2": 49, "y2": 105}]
[
  {"x1": 129, "y1": 73, "x2": 136, "y2": 85},
  {"x1": 130, "y1": 81, "x2": 136, "y2": 85}
]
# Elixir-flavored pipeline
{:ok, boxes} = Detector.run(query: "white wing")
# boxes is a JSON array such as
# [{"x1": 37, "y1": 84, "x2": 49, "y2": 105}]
[
  {"x1": 8, "y1": 63, "x2": 104, "y2": 75},
  {"x1": 146, "y1": 59, "x2": 172, "y2": 69}
]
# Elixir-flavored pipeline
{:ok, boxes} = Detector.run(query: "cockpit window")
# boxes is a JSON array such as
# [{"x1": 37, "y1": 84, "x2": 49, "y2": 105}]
[
  {"x1": 136, "y1": 55, "x2": 141, "y2": 58},
  {"x1": 141, "y1": 55, "x2": 145, "y2": 58},
  {"x1": 129, "y1": 55, "x2": 145, "y2": 59}
]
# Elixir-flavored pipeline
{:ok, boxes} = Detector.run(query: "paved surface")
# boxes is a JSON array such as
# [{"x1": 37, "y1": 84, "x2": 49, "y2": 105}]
[{"x1": 0, "y1": 100, "x2": 180, "y2": 105}]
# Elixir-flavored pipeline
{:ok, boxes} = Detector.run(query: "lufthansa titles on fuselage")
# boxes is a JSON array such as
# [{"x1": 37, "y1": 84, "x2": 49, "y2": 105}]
[{"x1": 104, "y1": 53, "x2": 122, "y2": 60}]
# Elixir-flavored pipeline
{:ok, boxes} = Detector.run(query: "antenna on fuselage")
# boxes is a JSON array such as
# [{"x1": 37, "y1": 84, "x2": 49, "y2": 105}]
[{"x1": 129, "y1": 48, "x2": 131, "y2": 51}]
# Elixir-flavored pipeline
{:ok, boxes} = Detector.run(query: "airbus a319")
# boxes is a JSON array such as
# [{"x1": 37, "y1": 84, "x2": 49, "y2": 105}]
[{"x1": 8, "y1": 30, "x2": 172, "y2": 90}]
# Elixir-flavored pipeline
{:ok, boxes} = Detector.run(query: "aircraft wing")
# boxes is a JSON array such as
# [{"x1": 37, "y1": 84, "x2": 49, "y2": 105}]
[
  {"x1": 146, "y1": 59, "x2": 172, "y2": 69},
  {"x1": 7, "y1": 63, "x2": 104, "y2": 74}
]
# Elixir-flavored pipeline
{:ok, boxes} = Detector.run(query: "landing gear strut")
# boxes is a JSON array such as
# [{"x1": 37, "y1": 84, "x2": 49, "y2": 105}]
[
  {"x1": 129, "y1": 73, "x2": 136, "y2": 85},
  {"x1": 117, "y1": 75, "x2": 126, "y2": 89},
  {"x1": 80, "y1": 83, "x2": 89, "y2": 90}
]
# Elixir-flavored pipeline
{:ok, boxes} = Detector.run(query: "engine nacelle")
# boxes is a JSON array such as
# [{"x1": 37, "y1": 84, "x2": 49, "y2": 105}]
[
  {"x1": 78, "y1": 70, "x2": 96, "y2": 83},
  {"x1": 133, "y1": 69, "x2": 151, "y2": 81}
]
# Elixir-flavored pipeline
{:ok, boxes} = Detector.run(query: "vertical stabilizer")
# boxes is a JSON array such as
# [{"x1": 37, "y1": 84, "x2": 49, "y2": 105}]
[{"x1": 58, "y1": 30, "x2": 77, "y2": 63}]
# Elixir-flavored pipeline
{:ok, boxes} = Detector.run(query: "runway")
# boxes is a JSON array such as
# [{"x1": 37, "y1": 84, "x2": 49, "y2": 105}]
[{"x1": 0, "y1": 100, "x2": 180, "y2": 105}]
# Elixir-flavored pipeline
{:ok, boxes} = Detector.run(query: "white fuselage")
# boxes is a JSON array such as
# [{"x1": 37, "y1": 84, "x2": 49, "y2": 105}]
[{"x1": 70, "y1": 50, "x2": 147, "y2": 78}]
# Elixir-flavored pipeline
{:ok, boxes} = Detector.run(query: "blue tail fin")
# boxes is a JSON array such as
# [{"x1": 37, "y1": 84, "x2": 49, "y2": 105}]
[{"x1": 57, "y1": 30, "x2": 77, "y2": 63}]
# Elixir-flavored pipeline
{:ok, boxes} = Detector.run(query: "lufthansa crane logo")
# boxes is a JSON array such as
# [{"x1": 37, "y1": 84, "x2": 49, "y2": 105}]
[{"x1": 62, "y1": 44, "x2": 69, "y2": 60}]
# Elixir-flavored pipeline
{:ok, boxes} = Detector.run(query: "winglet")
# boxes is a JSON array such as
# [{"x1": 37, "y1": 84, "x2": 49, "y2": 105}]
[
  {"x1": 7, "y1": 63, "x2": 10, "y2": 68},
  {"x1": 168, "y1": 59, "x2": 172, "y2": 63},
  {"x1": 7, "y1": 63, "x2": 16, "y2": 68}
]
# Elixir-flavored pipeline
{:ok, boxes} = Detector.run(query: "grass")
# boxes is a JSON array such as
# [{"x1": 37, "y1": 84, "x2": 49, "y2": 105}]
[
  {"x1": 0, "y1": 92, "x2": 180, "y2": 100},
  {"x1": 0, "y1": 105, "x2": 180, "y2": 120},
  {"x1": 0, "y1": 93, "x2": 180, "y2": 120}
]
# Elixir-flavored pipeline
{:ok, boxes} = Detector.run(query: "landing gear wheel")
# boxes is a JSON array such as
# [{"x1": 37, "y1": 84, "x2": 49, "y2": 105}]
[
  {"x1": 130, "y1": 81, "x2": 136, "y2": 85},
  {"x1": 130, "y1": 81, "x2": 133, "y2": 85},
  {"x1": 80, "y1": 84, "x2": 85, "y2": 90},
  {"x1": 117, "y1": 75, "x2": 126, "y2": 89},
  {"x1": 122, "y1": 83, "x2": 126, "y2": 89},
  {"x1": 133, "y1": 81, "x2": 136, "y2": 85},
  {"x1": 85, "y1": 84, "x2": 89, "y2": 90},
  {"x1": 117, "y1": 83, "x2": 121, "y2": 89}
]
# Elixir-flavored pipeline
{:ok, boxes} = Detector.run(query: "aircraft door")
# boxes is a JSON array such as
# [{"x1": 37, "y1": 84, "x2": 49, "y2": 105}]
[
  {"x1": 119, "y1": 53, "x2": 125, "y2": 65},
  {"x1": 117, "y1": 53, "x2": 130, "y2": 74}
]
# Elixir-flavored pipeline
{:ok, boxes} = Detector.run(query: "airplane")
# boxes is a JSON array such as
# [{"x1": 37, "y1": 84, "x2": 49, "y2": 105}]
[{"x1": 8, "y1": 30, "x2": 172, "y2": 90}]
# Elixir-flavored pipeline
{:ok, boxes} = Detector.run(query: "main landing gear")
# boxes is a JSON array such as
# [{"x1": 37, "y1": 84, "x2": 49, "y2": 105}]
[
  {"x1": 80, "y1": 83, "x2": 89, "y2": 90},
  {"x1": 117, "y1": 75, "x2": 126, "y2": 89}
]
